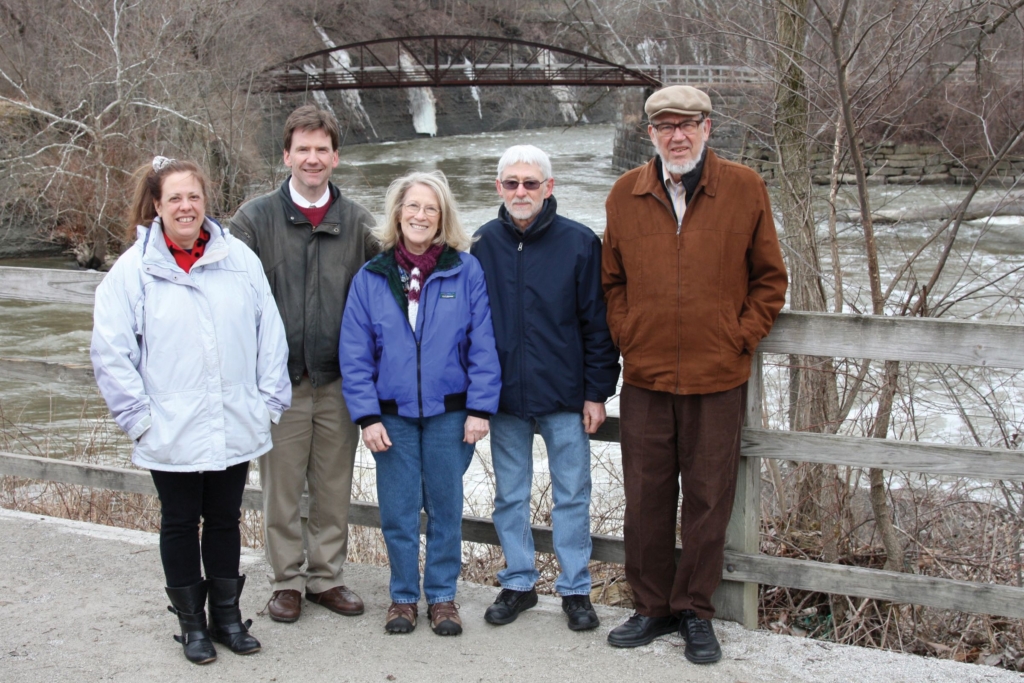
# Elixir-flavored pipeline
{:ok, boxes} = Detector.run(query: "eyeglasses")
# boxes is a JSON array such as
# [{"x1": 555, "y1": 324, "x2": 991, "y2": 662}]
[
  {"x1": 402, "y1": 202, "x2": 440, "y2": 218},
  {"x1": 499, "y1": 179, "x2": 546, "y2": 191},
  {"x1": 652, "y1": 117, "x2": 705, "y2": 137}
]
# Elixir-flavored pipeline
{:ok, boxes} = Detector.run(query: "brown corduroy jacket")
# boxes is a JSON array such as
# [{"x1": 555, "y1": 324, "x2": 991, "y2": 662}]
[{"x1": 602, "y1": 150, "x2": 788, "y2": 395}]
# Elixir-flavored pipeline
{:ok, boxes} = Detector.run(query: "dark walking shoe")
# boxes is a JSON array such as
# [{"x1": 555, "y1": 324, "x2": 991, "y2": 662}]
[
  {"x1": 428, "y1": 601, "x2": 463, "y2": 636},
  {"x1": 207, "y1": 575, "x2": 261, "y2": 655},
  {"x1": 165, "y1": 581, "x2": 217, "y2": 665},
  {"x1": 606, "y1": 612, "x2": 680, "y2": 648},
  {"x1": 484, "y1": 588, "x2": 538, "y2": 625},
  {"x1": 679, "y1": 610, "x2": 722, "y2": 664},
  {"x1": 562, "y1": 595, "x2": 600, "y2": 631},
  {"x1": 385, "y1": 602, "x2": 418, "y2": 634}
]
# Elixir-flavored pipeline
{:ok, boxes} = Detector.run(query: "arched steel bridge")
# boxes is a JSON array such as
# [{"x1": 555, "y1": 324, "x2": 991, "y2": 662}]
[{"x1": 255, "y1": 35, "x2": 763, "y2": 93}]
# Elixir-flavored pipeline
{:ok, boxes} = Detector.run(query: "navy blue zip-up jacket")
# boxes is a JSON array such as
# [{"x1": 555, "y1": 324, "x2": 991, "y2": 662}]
[{"x1": 471, "y1": 197, "x2": 620, "y2": 420}]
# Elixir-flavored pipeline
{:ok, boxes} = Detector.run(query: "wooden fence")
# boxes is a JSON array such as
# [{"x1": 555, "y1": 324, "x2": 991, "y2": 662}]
[{"x1": 1, "y1": 264, "x2": 1023, "y2": 628}]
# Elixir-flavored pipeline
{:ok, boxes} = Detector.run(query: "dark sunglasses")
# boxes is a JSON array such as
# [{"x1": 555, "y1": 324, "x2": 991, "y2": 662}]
[{"x1": 500, "y1": 179, "x2": 546, "y2": 191}]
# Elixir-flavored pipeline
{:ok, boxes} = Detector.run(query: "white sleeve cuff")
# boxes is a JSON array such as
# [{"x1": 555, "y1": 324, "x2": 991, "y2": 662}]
[{"x1": 127, "y1": 414, "x2": 151, "y2": 441}]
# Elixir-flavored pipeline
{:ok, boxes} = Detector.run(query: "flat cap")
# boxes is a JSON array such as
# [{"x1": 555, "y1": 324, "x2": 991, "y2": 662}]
[{"x1": 645, "y1": 85, "x2": 712, "y2": 118}]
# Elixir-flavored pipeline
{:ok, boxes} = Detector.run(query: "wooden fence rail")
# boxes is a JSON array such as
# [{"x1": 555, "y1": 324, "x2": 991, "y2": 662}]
[
  {"x1": 2, "y1": 449, "x2": 1021, "y2": 620},
  {"x1": 2, "y1": 265, "x2": 1024, "y2": 628}
]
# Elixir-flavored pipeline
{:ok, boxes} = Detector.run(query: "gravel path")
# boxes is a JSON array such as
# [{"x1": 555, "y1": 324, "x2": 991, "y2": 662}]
[{"x1": 0, "y1": 507, "x2": 1019, "y2": 683}]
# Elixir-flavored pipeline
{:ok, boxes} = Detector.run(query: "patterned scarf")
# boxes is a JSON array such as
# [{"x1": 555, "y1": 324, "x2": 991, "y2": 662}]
[{"x1": 395, "y1": 239, "x2": 444, "y2": 327}]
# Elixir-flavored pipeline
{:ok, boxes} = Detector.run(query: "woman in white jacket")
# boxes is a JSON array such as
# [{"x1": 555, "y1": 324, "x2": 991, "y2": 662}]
[{"x1": 91, "y1": 157, "x2": 291, "y2": 665}]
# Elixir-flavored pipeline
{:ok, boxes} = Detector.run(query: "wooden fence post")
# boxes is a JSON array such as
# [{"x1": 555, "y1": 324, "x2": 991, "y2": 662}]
[{"x1": 712, "y1": 351, "x2": 762, "y2": 628}]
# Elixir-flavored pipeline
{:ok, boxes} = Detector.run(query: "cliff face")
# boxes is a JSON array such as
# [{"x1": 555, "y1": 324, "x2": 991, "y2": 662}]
[{"x1": 258, "y1": 85, "x2": 619, "y2": 155}]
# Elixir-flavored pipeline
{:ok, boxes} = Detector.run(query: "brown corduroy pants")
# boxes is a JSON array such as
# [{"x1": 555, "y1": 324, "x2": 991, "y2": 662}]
[{"x1": 619, "y1": 382, "x2": 746, "y2": 620}]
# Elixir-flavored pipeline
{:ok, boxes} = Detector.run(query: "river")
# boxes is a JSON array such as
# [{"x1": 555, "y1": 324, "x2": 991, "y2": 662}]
[{"x1": 2, "y1": 123, "x2": 1023, "y2": 473}]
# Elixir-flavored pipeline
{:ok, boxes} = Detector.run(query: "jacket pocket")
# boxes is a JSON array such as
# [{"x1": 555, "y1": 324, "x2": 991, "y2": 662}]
[
  {"x1": 223, "y1": 382, "x2": 271, "y2": 458},
  {"x1": 618, "y1": 307, "x2": 641, "y2": 356},
  {"x1": 136, "y1": 389, "x2": 207, "y2": 467},
  {"x1": 721, "y1": 311, "x2": 747, "y2": 356}
]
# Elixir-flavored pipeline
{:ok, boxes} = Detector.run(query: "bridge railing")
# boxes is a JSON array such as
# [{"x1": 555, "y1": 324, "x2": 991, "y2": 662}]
[
  {"x1": 656, "y1": 64, "x2": 762, "y2": 85},
  {"x1": 267, "y1": 61, "x2": 762, "y2": 91},
  {"x1": 268, "y1": 63, "x2": 661, "y2": 90},
  {"x1": 1, "y1": 264, "x2": 1023, "y2": 629}
]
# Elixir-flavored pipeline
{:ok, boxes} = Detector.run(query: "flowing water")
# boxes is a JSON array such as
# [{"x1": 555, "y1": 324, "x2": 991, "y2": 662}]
[{"x1": 2, "y1": 124, "x2": 1023, "y2": 476}]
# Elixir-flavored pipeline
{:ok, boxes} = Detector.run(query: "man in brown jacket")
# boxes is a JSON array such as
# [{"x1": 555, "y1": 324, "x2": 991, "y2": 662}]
[{"x1": 602, "y1": 85, "x2": 787, "y2": 663}]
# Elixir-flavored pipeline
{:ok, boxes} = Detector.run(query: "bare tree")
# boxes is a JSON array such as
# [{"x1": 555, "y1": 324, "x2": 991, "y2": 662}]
[{"x1": 0, "y1": 0, "x2": 303, "y2": 266}]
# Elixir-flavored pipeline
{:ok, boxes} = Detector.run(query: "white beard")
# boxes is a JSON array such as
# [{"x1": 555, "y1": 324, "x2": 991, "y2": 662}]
[
  {"x1": 660, "y1": 137, "x2": 705, "y2": 177},
  {"x1": 505, "y1": 198, "x2": 542, "y2": 224},
  {"x1": 662, "y1": 158, "x2": 700, "y2": 176}
]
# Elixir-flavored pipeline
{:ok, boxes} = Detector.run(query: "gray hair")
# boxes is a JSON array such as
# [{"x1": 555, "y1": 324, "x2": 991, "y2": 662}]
[
  {"x1": 496, "y1": 144, "x2": 552, "y2": 180},
  {"x1": 373, "y1": 170, "x2": 472, "y2": 252}
]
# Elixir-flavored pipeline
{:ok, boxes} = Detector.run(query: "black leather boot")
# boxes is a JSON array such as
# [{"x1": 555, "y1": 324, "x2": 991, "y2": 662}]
[
  {"x1": 207, "y1": 575, "x2": 261, "y2": 655},
  {"x1": 165, "y1": 582, "x2": 217, "y2": 665}
]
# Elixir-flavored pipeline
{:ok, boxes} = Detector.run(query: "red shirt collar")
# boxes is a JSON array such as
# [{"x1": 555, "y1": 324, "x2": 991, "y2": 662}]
[{"x1": 163, "y1": 226, "x2": 210, "y2": 273}]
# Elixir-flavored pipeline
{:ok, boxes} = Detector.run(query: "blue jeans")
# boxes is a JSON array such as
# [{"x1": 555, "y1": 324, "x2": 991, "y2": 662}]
[
  {"x1": 490, "y1": 411, "x2": 593, "y2": 596},
  {"x1": 374, "y1": 410, "x2": 474, "y2": 604}
]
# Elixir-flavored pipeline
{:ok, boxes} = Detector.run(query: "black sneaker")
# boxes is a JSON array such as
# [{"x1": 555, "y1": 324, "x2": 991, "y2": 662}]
[
  {"x1": 484, "y1": 588, "x2": 538, "y2": 625},
  {"x1": 679, "y1": 610, "x2": 721, "y2": 664},
  {"x1": 606, "y1": 612, "x2": 680, "y2": 647},
  {"x1": 561, "y1": 595, "x2": 600, "y2": 631}
]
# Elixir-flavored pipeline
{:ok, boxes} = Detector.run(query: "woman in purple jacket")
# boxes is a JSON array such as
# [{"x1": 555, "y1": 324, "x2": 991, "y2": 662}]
[{"x1": 340, "y1": 171, "x2": 500, "y2": 637}]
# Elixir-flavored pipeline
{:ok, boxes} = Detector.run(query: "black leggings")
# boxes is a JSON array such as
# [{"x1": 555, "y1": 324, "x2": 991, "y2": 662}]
[{"x1": 150, "y1": 461, "x2": 249, "y2": 588}]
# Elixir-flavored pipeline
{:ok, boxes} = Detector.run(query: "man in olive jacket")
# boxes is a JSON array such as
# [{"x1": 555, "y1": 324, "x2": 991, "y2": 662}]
[
  {"x1": 602, "y1": 86, "x2": 787, "y2": 663},
  {"x1": 231, "y1": 105, "x2": 377, "y2": 623}
]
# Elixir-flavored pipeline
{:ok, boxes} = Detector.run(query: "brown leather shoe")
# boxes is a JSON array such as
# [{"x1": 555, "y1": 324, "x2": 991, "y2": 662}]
[
  {"x1": 266, "y1": 589, "x2": 301, "y2": 623},
  {"x1": 305, "y1": 585, "x2": 364, "y2": 616}
]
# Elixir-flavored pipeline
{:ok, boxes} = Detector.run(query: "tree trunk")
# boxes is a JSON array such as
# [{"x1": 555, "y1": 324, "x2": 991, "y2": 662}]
[
  {"x1": 773, "y1": 0, "x2": 842, "y2": 547},
  {"x1": 869, "y1": 360, "x2": 906, "y2": 572},
  {"x1": 79, "y1": 136, "x2": 109, "y2": 270},
  {"x1": 824, "y1": 3, "x2": 904, "y2": 574}
]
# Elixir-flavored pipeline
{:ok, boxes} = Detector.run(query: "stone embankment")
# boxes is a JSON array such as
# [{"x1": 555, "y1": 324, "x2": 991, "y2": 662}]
[
  {"x1": 744, "y1": 141, "x2": 1024, "y2": 186},
  {"x1": 612, "y1": 89, "x2": 1024, "y2": 186}
]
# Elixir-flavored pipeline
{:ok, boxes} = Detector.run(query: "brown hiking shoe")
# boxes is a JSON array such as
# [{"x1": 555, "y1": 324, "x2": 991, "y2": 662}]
[
  {"x1": 428, "y1": 601, "x2": 462, "y2": 636},
  {"x1": 385, "y1": 602, "x2": 417, "y2": 634}
]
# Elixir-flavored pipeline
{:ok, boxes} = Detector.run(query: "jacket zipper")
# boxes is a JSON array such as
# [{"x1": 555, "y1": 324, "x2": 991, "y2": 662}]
[
  {"x1": 415, "y1": 264, "x2": 445, "y2": 419},
  {"x1": 403, "y1": 258, "x2": 458, "y2": 419},
  {"x1": 676, "y1": 222, "x2": 683, "y2": 395},
  {"x1": 416, "y1": 338, "x2": 423, "y2": 418},
  {"x1": 416, "y1": 280, "x2": 426, "y2": 418},
  {"x1": 651, "y1": 191, "x2": 684, "y2": 395},
  {"x1": 517, "y1": 239, "x2": 526, "y2": 416}
]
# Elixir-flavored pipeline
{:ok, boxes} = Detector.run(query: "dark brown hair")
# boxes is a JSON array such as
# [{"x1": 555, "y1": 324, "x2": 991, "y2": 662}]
[
  {"x1": 127, "y1": 158, "x2": 211, "y2": 241},
  {"x1": 283, "y1": 104, "x2": 340, "y2": 152}
]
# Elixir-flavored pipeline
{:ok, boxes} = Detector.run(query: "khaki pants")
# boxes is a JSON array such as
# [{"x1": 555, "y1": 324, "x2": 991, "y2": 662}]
[
  {"x1": 259, "y1": 376, "x2": 359, "y2": 594},
  {"x1": 619, "y1": 382, "x2": 745, "y2": 620}
]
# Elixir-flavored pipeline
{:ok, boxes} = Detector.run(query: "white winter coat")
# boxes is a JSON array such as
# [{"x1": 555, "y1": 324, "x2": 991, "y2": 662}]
[{"x1": 90, "y1": 218, "x2": 291, "y2": 472}]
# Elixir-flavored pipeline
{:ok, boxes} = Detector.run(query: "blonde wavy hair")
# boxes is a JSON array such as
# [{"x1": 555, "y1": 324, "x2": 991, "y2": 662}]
[{"x1": 373, "y1": 170, "x2": 471, "y2": 252}]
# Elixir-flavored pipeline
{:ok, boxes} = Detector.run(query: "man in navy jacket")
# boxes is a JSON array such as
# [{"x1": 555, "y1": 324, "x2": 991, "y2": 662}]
[{"x1": 472, "y1": 145, "x2": 620, "y2": 631}]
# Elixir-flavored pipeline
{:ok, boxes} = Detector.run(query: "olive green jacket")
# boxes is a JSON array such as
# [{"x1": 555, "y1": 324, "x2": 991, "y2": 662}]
[{"x1": 230, "y1": 178, "x2": 378, "y2": 387}]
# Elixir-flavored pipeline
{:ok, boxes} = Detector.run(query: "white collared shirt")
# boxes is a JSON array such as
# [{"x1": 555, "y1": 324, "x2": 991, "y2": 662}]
[
  {"x1": 661, "y1": 166, "x2": 686, "y2": 231},
  {"x1": 288, "y1": 180, "x2": 330, "y2": 209}
]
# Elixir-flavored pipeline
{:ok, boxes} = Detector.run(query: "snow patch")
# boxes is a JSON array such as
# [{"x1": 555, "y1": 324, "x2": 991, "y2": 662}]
[
  {"x1": 538, "y1": 50, "x2": 584, "y2": 123},
  {"x1": 400, "y1": 49, "x2": 437, "y2": 136},
  {"x1": 463, "y1": 57, "x2": 483, "y2": 119},
  {"x1": 313, "y1": 22, "x2": 377, "y2": 138}
]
